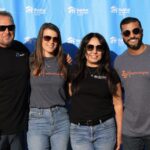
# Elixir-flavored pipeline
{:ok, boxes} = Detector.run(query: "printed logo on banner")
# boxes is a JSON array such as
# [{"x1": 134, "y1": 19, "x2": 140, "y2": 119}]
[
  {"x1": 67, "y1": 37, "x2": 81, "y2": 46},
  {"x1": 110, "y1": 36, "x2": 124, "y2": 47},
  {"x1": 67, "y1": 6, "x2": 88, "y2": 16},
  {"x1": 25, "y1": 6, "x2": 46, "y2": 15},
  {"x1": 110, "y1": 6, "x2": 130, "y2": 17}
]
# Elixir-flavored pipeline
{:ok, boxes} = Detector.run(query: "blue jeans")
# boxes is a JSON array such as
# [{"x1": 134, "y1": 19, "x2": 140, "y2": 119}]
[
  {"x1": 27, "y1": 107, "x2": 70, "y2": 150},
  {"x1": 70, "y1": 118, "x2": 116, "y2": 150},
  {"x1": 123, "y1": 134, "x2": 150, "y2": 150}
]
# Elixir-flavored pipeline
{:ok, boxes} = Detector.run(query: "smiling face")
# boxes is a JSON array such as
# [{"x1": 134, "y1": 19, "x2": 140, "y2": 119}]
[
  {"x1": 0, "y1": 15, "x2": 15, "y2": 48},
  {"x1": 121, "y1": 21, "x2": 143, "y2": 50},
  {"x1": 85, "y1": 37, "x2": 103, "y2": 67},
  {"x1": 42, "y1": 28, "x2": 59, "y2": 57}
]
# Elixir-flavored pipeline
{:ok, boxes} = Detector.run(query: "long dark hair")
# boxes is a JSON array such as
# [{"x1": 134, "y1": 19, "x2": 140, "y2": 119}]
[
  {"x1": 72, "y1": 32, "x2": 117, "y2": 96},
  {"x1": 30, "y1": 23, "x2": 67, "y2": 79}
]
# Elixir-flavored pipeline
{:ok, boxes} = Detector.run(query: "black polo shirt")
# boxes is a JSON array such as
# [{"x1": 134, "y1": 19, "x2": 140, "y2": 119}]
[
  {"x1": 0, "y1": 40, "x2": 29, "y2": 134},
  {"x1": 69, "y1": 66, "x2": 120, "y2": 123}
]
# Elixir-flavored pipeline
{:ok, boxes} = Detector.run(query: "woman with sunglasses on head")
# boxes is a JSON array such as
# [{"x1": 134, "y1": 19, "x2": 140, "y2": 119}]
[
  {"x1": 27, "y1": 23, "x2": 70, "y2": 150},
  {"x1": 69, "y1": 33, "x2": 123, "y2": 150}
]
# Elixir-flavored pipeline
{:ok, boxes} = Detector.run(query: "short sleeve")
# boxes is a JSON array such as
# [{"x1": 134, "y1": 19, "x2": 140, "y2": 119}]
[{"x1": 112, "y1": 68, "x2": 120, "y2": 84}]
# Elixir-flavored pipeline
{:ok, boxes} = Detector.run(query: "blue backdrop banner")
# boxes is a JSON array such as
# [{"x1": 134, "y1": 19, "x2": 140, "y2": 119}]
[{"x1": 0, "y1": 0, "x2": 150, "y2": 56}]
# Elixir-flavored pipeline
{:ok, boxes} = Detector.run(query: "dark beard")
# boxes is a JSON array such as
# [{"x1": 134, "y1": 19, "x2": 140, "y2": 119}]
[{"x1": 124, "y1": 37, "x2": 143, "y2": 50}]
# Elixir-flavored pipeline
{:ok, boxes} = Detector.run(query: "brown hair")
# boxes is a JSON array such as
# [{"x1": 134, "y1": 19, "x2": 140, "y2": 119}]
[{"x1": 30, "y1": 23, "x2": 67, "y2": 79}]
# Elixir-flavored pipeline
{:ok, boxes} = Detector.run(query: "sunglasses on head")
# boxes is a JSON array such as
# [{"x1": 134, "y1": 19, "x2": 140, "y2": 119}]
[
  {"x1": 122, "y1": 28, "x2": 141, "y2": 37},
  {"x1": 0, "y1": 25, "x2": 15, "y2": 31},
  {"x1": 43, "y1": 35, "x2": 59, "y2": 43},
  {"x1": 86, "y1": 44, "x2": 103, "y2": 52}
]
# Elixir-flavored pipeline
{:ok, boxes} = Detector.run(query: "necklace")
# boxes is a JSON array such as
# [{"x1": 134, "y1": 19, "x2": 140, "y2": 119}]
[
  {"x1": 45, "y1": 63, "x2": 51, "y2": 69},
  {"x1": 40, "y1": 60, "x2": 51, "y2": 76},
  {"x1": 43, "y1": 62, "x2": 51, "y2": 74}
]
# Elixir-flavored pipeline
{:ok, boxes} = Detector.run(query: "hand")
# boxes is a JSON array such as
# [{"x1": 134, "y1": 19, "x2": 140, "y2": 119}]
[
  {"x1": 66, "y1": 54, "x2": 72, "y2": 64},
  {"x1": 115, "y1": 135, "x2": 122, "y2": 150}
]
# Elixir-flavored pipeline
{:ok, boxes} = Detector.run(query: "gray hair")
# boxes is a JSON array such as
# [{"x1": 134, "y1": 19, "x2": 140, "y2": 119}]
[{"x1": 0, "y1": 11, "x2": 14, "y2": 24}]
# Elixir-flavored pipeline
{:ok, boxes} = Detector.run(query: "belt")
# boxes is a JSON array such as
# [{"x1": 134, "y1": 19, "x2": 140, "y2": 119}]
[
  {"x1": 72, "y1": 116, "x2": 112, "y2": 126},
  {"x1": 50, "y1": 105, "x2": 65, "y2": 108},
  {"x1": 30, "y1": 105, "x2": 65, "y2": 109}
]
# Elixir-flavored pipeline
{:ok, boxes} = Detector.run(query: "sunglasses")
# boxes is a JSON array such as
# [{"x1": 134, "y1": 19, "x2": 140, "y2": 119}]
[
  {"x1": 122, "y1": 28, "x2": 141, "y2": 37},
  {"x1": 43, "y1": 35, "x2": 59, "y2": 43},
  {"x1": 86, "y1": 44, "x2": 103, "y2": 52},
  {"x1": 0, "y1": 25, "x2": 15, "y2": 31}
]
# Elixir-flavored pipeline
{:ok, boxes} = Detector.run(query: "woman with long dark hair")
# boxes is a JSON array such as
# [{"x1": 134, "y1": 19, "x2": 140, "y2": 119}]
[
  {"x1": 27, "y1": 23, "x2": 70, "y2": 150},
  {"x1": 69, "y1": 33, "x2": 123, "y2": 150}
]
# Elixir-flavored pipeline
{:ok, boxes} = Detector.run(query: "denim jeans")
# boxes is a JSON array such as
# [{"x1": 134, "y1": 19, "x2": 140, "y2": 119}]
[
  {"x1": 70, "y1": 118, "x2": 116, "y2": 150},
  {"x1": 27, "y1": 107, "x2": 70, "y2": 150},
  {"x1": 0, "y1": 132, "x2": 24, "y2": 150},
  {"x1": 123, "y1": 134, "x2": 150, "y2": 150}
]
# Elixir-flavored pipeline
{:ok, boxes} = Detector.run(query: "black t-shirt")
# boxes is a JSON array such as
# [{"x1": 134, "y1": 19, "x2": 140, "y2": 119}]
[
  {"x1": 0, "y1": 40, "x2": 30, "y2": 134},
  {"x1": 69, "y1": 66, "x2": 120, "y2": 122}
]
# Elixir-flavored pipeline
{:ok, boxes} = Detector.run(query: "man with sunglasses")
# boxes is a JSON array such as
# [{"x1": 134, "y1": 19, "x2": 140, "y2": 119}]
[
  {"x1": 114, "y1": 17, "x2": 150, "y2": 150},
  {"x1": 0, "y1": 11, "x2": 29, "y2": 150}
]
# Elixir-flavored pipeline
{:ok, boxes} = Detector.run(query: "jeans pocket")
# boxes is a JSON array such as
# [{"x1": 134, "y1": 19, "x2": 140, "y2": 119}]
[
  {"x1": 57, "y1": 107, "x2": 69, "y2": 120},
  {"x1": 70, "y1": 123, "x2": 82, "y2": 133},
  {"x1": 70, "y1": 123, "x2": 78, "y2": 129},
  {"x1": 29, "y1": 108, "x2": 42, "y2": 119},
  {"x1": 59, "y1": 107, "x2": 68, "y2": 114},
  {"x1": 101, "y1": 118, "x2": 116, "y2": 129}
]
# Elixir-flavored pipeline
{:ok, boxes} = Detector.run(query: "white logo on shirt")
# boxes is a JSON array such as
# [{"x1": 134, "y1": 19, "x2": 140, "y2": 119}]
[{"x1": 16, "y1": 53, "x2": 25, "y2": 57}]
